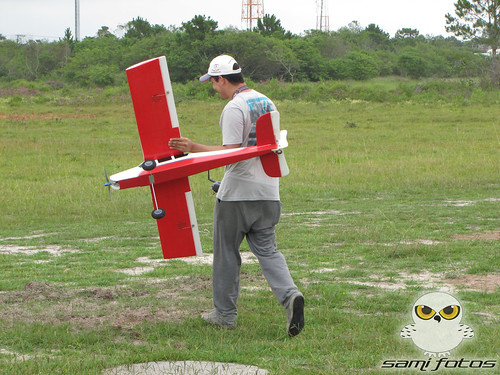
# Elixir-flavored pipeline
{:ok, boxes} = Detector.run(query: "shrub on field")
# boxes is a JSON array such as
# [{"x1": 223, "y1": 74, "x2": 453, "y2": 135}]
[
  {"x1": 343, "y1": 51, "x2": 381, "y2": 80},
  {"x1": 398, "y1": 52, "x2": 429, "y2": 79}
]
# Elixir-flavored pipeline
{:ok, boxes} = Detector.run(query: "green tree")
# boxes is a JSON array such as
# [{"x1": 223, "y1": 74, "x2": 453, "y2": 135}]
[
  {"x1": 97, "y1": 26, "x2": 114, "y2": 38},
  {"x1": 254, "y1": 14, "x2": 290, "y2": 38},
  {"x1": 181, "y1": 15, "x2": 218, "y2": 41},
  {"x1": 362, "y1": 24, "x2": 392, "y2": 50},
  {"x1": 62, "y1": 27, "x2": 75, "y2": 56},
  {"x1": 337, "y1": 21, "x2": 364, "y2": 48},
  {"x1": 445, "y1": 0, "x2": 499, "y2": 59},
  {"x1": 344, "y1": 51, "x2": 381, "y2": 80},
  {"x1": 304, "y1": 30, "x2": 351, "y2": 59},
  {"x1": 60, "y1": 36, "x2": 124, "y2": 85},
  {"x1": 398, "y1": 51, "x2": 429, "y2": 78},
  {"x1": 395, "y1": 28, "x2": 421, "y2": 40},
  {"x1": 24, "y1": 40, "x2": 42, "y2": 79},
  {"x1": 124, "y1": 17, "x2": 166, "y2": 39},
  {"x1": 63, "y1": 28, "x2": 73, "y2": 43},
  {"x1": 0, "y1": 40, "x2": 18, "y2": 78},
  {"x1": 266, "y1": 41, "x2": 299, "y2": 82}
]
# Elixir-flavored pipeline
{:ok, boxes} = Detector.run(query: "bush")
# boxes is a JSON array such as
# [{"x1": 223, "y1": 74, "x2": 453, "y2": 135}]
[
  {"x1": 398, "y1": 53, "x2": 429, "y2": 79},
  {"x1": 327, "y1": 59, "x2": 351, "y2": 80},
  {"x1": 344, "y1": 51, "x2": 380, "y2": 80},
  {"x1": 87, "y1": 65, "x2": 117, "y2": 87}
]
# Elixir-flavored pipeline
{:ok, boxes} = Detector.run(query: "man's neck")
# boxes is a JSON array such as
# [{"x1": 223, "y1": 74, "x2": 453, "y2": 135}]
[{"x1": 231, "y1": 83, "x2": 249, "y2": 99}]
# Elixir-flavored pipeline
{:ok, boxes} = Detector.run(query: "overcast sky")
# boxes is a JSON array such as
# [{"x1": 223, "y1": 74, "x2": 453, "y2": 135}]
[{"x1": 1, "y1": 0, "x2": 458, "y2": 41}]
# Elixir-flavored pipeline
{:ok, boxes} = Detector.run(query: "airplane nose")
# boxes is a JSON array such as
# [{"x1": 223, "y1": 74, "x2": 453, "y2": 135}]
[{"x1": 434, "y1": 315, "x2": 441, "y2": 323}]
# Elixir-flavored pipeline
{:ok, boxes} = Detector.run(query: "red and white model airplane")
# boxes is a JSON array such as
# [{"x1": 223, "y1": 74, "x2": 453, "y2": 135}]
[{"x1": 105, "y1": 56, "x2": 289, "y2": 259}]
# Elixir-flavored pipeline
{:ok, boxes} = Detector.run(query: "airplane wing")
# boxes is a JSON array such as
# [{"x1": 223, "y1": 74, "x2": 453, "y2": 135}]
[
  {"x1": 126, "y1": 56, "x2": 202, "y2": 259},
  {"x1": 151, "y1": 177, "x2": 202, "y2": 259},
  {"x1": 126, "y1": 56, "x2": 181, "y2": 161}
]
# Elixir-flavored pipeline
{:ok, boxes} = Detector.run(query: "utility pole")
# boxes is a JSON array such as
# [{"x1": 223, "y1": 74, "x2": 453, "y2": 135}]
[{"x1": 75, "y1": 0, "x2": 80, "y2": 41}]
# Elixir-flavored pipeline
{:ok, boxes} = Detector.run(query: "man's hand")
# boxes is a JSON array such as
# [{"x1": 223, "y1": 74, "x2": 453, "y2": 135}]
[
  {"x1": 169, "y1": 137, "x2": 241, "y2": 153},
  {"x1": 169, "y1": 137, "x2": 193, "y2": 152}
]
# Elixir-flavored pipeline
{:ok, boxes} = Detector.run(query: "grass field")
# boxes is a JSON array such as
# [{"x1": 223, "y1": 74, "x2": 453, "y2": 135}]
[{"x1": 0, "y1": 88, "x2": 499, "y2": 374}]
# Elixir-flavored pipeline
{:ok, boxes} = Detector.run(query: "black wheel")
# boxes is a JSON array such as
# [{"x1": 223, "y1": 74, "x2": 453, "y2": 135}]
[
  {"x1": 142, "y1": 160, "x2": 156, "y2": 171},
  {"x1": 211, "y1": 181, "x2": 221, "y2": 193},
  {"x1": 151, "y1": 208, "x2": 166, "y2": 220},
  {"x1": 152, "y1": 208, "x2": 166, "y2": 219}
]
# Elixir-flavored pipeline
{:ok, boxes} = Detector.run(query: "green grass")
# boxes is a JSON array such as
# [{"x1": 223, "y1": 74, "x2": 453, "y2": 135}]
[{"x1": 0, "y1": 89, "x2": 499, "y2": 374}]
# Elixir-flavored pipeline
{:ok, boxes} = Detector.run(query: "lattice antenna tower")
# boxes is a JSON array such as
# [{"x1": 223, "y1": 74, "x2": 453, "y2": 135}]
[
  {"x1": 75, "y1": 0, "x2": 80, "y2": 41},
  {"x1": 316, "y1": 0, "x2": 330, "y2": 32},
  {"x1": 241, "y1": 0, "x2": 264, "y2": 30}
]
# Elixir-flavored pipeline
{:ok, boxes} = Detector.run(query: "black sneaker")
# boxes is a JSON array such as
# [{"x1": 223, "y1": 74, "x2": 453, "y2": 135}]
[{"x1": 286, "y1": 293, "x2": 305, "y2": 337}]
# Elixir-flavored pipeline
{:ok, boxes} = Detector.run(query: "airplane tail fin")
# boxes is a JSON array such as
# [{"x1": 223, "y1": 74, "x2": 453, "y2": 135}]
[{"x1": 256, "y1": 111, "x2": 289, "y2": 178}]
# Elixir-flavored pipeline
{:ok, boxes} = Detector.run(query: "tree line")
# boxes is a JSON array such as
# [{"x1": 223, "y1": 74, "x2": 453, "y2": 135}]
[{"x1": 0, "y1": 14, "x2": 496, "y2": 87}]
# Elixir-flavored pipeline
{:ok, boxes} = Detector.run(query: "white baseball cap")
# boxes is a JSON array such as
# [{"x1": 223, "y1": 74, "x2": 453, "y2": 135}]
[{"x1": 199, "y1": 55, "x2": 242, "y2": 82}]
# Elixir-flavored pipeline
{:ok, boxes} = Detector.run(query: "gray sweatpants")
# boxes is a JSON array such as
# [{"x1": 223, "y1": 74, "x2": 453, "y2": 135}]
[{"x1": 212, "y1": 199, "x2": 300, "y2": 320}]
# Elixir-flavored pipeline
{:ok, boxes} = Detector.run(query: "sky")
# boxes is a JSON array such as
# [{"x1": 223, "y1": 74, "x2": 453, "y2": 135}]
[{"x1": 1, "y1": 0, "x2": 459, "y2": 41}]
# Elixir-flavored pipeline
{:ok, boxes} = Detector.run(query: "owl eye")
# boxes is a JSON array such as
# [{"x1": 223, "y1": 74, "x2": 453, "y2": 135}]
[
  {"x1": 439, "y1": 305, "x2": 460, "y2": 320},
  {"x1": 415, "y1": 305, "x2": 436, "y2": 320}
]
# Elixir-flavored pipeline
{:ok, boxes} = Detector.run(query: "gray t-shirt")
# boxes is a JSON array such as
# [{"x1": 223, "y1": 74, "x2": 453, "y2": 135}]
[{"x1": 216, "y1": 90, "x2": 280, "y2": 201}]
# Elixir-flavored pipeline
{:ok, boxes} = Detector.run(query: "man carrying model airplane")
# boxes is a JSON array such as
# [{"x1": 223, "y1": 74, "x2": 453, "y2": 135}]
[{"x1": 169, "y1": 55, "x2": 305, "y2": 337}]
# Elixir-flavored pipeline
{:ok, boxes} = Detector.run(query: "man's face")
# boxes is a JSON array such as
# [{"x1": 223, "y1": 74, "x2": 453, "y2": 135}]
[{"x1": 210, "y1": 76, "x2": 230, "y2": 100}]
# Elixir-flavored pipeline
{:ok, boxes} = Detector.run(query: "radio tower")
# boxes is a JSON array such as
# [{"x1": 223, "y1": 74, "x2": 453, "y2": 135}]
[
  {"x1": 75, "y1": 0, "x2": 80, "y2": 41},
  {"x1": 316, "y1": 0, "x2": 330, "y2": 32},
  {"x1": 241, "y1": 0, "x2": 264, "y2": 30}
]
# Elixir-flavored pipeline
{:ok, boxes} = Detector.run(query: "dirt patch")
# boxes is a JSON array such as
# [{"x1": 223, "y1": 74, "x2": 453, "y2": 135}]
[
  {"x1": 315, "y1": 269, "x2": 499, "y2": 293},
  {"x1": 105, "y1": 361, "x2": 269, "y2": 375},
  {"x1": 444, "y1": 198, "x2": 500, "y2": 207},
  {"x1": 117, "y1": 253, "x2": 259, "y2": 276},
  {"x1": 0, "y1": 232, "x2": 58, "y2": 241},
  {"x1": 116, "y1": 266, "x2": 155, "y2": 276},
  {"x1": 0, "y1": 244, "x2": 78, "y2": 256},
  {"x1": 0, "y1": 277, "x2": 211, "y2": 330},
  {"x1": 0, "y1": 348, "x2": 32, "y2": 361},
  {"x1": 399, "y1": 239, "x2": 443, "y2": 245},
  {"x1": 0, "y1": 113, "x2": 97, "y2": 121},
  {"x1": 282, "y1": 209, "x2": 359, "y2": 217},
  {"x1": 454, "y1": 230, "x2": 500, "y2": 241},
  {"x1": 443, "y1": 274, "x2": 500, "y2": 293}
]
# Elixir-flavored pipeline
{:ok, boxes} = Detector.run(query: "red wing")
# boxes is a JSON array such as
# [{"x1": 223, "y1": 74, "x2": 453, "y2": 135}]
[
  {"x1": 126, "y1": 56, "x2": 181, "y2": 161},
  {"x1": 151, "y1": 177, "x2": 202, "y2": 259}
]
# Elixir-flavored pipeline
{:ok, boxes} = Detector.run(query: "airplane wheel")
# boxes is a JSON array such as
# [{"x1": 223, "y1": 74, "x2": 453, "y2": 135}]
[
  {"x1": 142, "y1": 160, "x2": 156, "y2": 171},
  {"x1": 152, "y1": 208, "x2": 166, "y2": 220},
  {"x1": 211, "y1": 181, "x2": 221, "y2": 193}
]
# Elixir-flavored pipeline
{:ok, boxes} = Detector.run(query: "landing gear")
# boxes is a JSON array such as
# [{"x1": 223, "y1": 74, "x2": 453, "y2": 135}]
[
  {"x1": 142, "y1": 160, "x2": 156, "y2": 171},
  {"x1": 208, "y1": 170, "x2": 221, "y2": 193},
  {"x1": 152, "y1": 208, "x2": 166, "y2": 219}
]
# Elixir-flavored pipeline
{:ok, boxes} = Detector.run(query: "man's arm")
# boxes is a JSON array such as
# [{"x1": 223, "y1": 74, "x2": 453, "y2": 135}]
[{"x1": 169, "y1": 137, "x2": 240, "y2": 153}]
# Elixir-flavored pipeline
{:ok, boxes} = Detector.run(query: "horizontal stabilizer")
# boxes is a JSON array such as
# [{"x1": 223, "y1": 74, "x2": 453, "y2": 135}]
[{"x1": 257, "y1": 111, "x2": 289, "y2": 177}]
